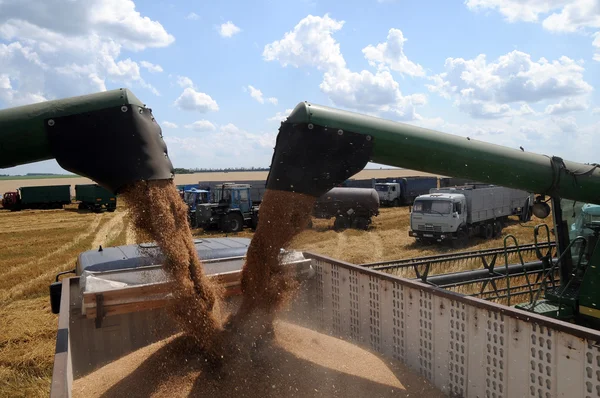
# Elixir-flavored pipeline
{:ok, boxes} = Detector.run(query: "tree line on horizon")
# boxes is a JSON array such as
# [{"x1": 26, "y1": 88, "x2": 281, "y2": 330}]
[{"x1": 173, "y1": 166, "x2": 271, "y2": 174}]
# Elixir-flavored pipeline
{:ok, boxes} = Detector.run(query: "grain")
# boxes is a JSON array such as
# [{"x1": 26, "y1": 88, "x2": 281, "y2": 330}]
[
  {"x1": 121, "y1": 180, "x2": 224, "y2": 358},
  {"x1": 227, "y1": 189, "x2": 315, "y2": 342},
  {"x1": 72, "y1": 320, "x2": 444, "y2": 398}
]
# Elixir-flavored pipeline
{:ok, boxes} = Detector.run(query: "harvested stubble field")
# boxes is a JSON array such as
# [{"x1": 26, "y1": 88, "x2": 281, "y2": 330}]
[
  {"x1": 0, "y1": 201, "x2": 547, "y2": 397},
  {"x1": 0, "y1": 202, "x2": 136, "y2": 397}
]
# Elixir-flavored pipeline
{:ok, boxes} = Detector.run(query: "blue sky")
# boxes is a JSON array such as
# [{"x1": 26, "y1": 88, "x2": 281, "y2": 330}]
[{"x1": 1, "y1": 0, "x2": 598, "y2": 174}]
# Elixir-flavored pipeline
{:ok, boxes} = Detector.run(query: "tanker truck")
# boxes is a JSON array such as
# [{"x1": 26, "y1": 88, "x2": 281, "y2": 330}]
[{"x1": 311, "y1": 187, "x2": 379, "y2": 230}]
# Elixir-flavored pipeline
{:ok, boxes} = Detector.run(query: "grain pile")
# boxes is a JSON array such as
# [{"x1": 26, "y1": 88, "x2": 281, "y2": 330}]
[
  {"x1": 73, "y1": 321, "x2": 445, "y2": 398},
  {"x1": 122, "y1": 180, "x2": 224, "y2": 358}
]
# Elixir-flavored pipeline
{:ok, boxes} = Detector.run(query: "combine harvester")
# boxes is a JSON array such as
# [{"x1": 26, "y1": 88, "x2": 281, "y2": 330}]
[{"x1": 1, "y1": 92, "x2": 599, "y2": 397}]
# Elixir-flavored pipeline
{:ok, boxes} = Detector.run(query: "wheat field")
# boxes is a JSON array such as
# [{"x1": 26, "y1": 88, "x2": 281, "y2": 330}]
[{"x1": 0, "y1": 201, "x2": 547, "y2": 397}]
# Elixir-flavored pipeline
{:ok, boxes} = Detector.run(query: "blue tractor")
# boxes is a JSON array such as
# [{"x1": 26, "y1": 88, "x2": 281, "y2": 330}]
[
  {"x1": 191, "y1": 183, "x2": 262, "y2": 232},
  {"x1": 183, "y1": 187, "x2": 211, "y2": 225}
]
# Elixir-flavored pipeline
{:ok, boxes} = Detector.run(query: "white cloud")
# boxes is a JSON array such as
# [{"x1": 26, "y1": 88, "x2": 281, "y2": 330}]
[
  {"x1": 185, "y1": 120, "x2": 217, "y2": 132},
  {"x1": 594, "y1": 33, "x2": 600, "y2": 61},
  {"x1": 264, "y1": 15, "x2": 427, "y2": 119},
  {"x1": 263, "y1": 14, "x2": 346, "y2": 72},
  {"x1": 164, "y1": 123, "x2": 276, "y2": 168},
  {"x1": 268, "y1": 108, "x2": 294, "y2": 122},
  {"x1": 427, "y1": 50, "x2": 592, "y2": 118},
  {"x1": 186, "y1": 12, "x2": 200, "y2": 21},
  {"x1": 592, "y1": 107, "x2": 600, "y2": 115},
  {"x1": 545, "y1": 97, "x2": 588, "y2": 115},
  {"x1": 219, "y1": 21, "x2": 241, "y2": 38},
  {"x1": 410, "y1": 113, "x2": 593, "y2": 162},
  {"x1": 362, "y1": 28, "x2": 425, "y2": 77},
  {"x1": 321, "y1": 68, "x2": 427, "y2": 120},
  {"x1": 245, "y1": 85, "x2": 278, "y2": 105},
  {"x1": 465, "y1": 0, "x2": 569, "y2": 23},
  {"x1": 247, "y1": 85, "x2": 265, "y2": 103},
  {"x1": 161, "y1": 121, "x2": 178, "y2": 128},
  {"x1": 0, "y1": 0, "x2": 173, "y2": 105},
  {"x1": 174, "y1": 87, "x2": 219, "y2": 113},
  {"x1": 465, "y1": 1, "x2": 600, "y2": 61},
  {"x1": 553, "y1": 115, "x2": 578, "y2": 132},
  {"x1": 140, "y1": 61, "x2": 163, "y2": 73},
  {"x1": 176, "y1": 75, "x2": 195, "y2": 89},
  {"x1": 542, "y1": 1, "x2": 600, "y2": 33}
]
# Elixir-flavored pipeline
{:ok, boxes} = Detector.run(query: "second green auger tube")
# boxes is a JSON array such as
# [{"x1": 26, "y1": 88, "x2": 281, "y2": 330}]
[{"x1": 267, "y1": 101, "x2": 600, "y2": 205}]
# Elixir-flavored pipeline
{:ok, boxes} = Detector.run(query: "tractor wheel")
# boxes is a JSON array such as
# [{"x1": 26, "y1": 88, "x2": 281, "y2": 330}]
[
  {"x1": 392, "y1": 198, "x2": 400, "y2": 207},
  {"x1": 333, "y1": 216, "x2": 350, "y2": 231},
  {"x1": 251, "y1": 213, "x2": 259, "y2": 230},
  {"x1": 223, "y1": 213, "x2": 244, "y2": 233},
  {"x1": 107, "y1": 208, "x2": 116, "y2": 213},
  {"x1": 452, "y1": 230, "x2": 469, "y2": 249}
]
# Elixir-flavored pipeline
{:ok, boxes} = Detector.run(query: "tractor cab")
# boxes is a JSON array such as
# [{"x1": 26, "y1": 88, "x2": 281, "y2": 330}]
[
  {"x1": 1, "y1": 191, "x2": 19, "y2": 209},
  {"x1": 183, "y1": 188, "x2": 210, "y2": 211},
  {"x1": 213, "y1": 183, "x2": 253, "y2": 214}
]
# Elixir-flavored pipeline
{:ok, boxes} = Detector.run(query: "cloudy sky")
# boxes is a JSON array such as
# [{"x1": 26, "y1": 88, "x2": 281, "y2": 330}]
[{"x1": 1, "y1": 0, "x2": 599, "y2": 175}]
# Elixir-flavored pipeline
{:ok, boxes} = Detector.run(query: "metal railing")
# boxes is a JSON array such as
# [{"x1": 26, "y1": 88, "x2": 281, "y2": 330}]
[{"x1": 305, "y1": 251, "x2": 600, "y2": 398}]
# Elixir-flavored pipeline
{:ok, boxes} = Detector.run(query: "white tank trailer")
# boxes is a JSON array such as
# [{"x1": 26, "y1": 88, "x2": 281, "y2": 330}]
[{"x1": 312, "y1": 187, "x2": 380, "y2": 231}]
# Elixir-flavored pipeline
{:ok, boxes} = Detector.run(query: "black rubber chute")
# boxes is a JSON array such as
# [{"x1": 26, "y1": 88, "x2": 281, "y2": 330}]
[
  {"x1": 45, "y1": 104, "x2": 174, "y2": 194},
  {"x1": 266, "y1": 123, "x2": 373, "y2": 197}
]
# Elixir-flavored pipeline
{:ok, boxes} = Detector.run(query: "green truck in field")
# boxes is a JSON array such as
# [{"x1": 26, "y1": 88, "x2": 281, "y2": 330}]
[
  {"x1": 1, "y1": 185, "x2": 71, "y2": 211},
  {"x1": 75, "y1": 184, "x2": 117, "y2": 213}
]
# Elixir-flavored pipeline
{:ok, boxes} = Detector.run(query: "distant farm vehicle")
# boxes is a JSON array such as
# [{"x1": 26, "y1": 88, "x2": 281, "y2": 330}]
[
  {"x1": 184, "y1": 188, "x2": 211, "y2": 224},
  {"x1": 409, "y1": 184, "x2": 533, "y2": 247},
  {"x1": 1, "y1": 185, "x2": 71, "y2": 211},
  {"x1": 75, "y1": 184, "x2": 117, "y2": 213},
  {"x1": 177, "y1": 184, "x2": 200, "y2": 199},
  {"x1": 311, "y1": 187, "x2": 380, "y2": 231},
  {"x1": 374, "y1": 177, "x2": 438, "y2": 206},
  {"x1": 191, "y1": 183, "x2": 263, "y2": 233}
]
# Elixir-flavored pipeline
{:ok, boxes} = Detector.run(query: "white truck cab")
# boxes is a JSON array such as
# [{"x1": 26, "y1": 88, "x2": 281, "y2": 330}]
[
  {"x1": 409, "y1": 193, "x2": 466, "y2": 241},
  {"x1": 374, "y1": 182, "x2": 401, "y2": 207}
]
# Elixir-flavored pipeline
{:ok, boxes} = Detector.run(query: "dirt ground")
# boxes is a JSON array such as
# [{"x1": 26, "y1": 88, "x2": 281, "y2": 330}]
[{"x1": 0, "y1": 200, "x2": 545, "y2": 397}]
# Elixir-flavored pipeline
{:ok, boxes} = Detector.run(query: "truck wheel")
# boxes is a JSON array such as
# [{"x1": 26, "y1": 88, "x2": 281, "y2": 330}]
[
  {"x1": 223, "y1": 213, "x2": 244, "y2": 233},
  {"x1": 333, "y1": 216, "x2": 350, "y2": 231},
  {"x1": 392, "y1": 198, "x2": 400, "y2": 207},
  {"x1": 354, "y1": 217, "x2": 369, "y2": 230},
  {"x1": 484, "y1": 223, "x2": 494, "y2": 239},
  {"x1": 452, "y1": 231, "x2": 468, "y2": 249},
  {"x1": 520, "y1": 207, "x2": 532, "y2": 222},
  {"x1": 493, "y1": 220, "x2": 503, "y2": 238}
]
